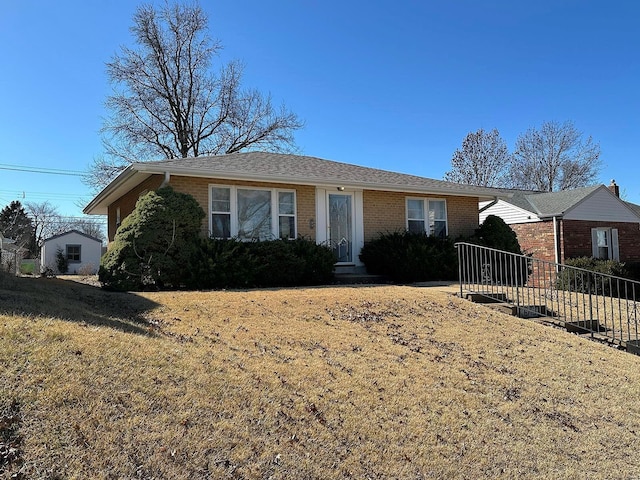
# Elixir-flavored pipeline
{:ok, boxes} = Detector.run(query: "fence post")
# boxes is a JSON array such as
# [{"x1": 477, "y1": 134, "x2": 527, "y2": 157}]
[
  {"x1": 587, "y1": 274, "x2": 594, "y2": 338},
  {"x1": 457, "y1": 244, "x2": 463, "y2": 298}
]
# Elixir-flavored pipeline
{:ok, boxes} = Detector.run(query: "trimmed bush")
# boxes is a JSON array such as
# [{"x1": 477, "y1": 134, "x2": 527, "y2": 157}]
[
  {"x1": 359, "y1": 231, "x2": 458, "y2": 283},
  {"x1": 188, "y1": 237, "x2": 335, "y2": 289},
  {"x1": 470, "y1": 215, "x2": 522, "y2": 254},
  {"x1": 467, "y1": 215, "x2": 530, "y2": 286},
  {"x1": 557, "y1": 257, "x2": 627, "y2": 296},
  {"x1": 100, "y1": 187, "x2": 205, "y2": 291}
]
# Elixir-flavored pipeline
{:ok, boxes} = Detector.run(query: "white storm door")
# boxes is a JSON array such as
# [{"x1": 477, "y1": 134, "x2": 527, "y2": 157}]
[{"x1": 328, "y1": 193, "x2": 354, "y2": 263}]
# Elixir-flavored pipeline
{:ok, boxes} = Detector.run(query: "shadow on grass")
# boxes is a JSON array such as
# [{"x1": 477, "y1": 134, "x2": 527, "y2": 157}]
[{"x1": 0, "y1": 274, "x2": 158, "y2": 336}]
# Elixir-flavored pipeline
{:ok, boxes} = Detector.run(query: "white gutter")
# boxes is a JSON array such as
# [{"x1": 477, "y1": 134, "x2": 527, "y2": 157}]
[{"x1": 553, "y1": 216, "x2": 560, "y2": 266}]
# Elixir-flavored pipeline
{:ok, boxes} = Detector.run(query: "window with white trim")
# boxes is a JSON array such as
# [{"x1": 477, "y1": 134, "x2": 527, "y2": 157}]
[
  {"x1": 66, "y1": 244, "x2": 81, "y2": 263},
  {"x1": 406, "y1": 198, "x2": 448, "y2": 238},
  {"x1": 591, "y1": 228, "x2": 619, "y2": 261},
  {"x1": 209, "y1": 185, "x2": 297, "y2": 240}
]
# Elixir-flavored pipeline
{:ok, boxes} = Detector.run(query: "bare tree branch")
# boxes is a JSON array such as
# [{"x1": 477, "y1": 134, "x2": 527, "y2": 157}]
[
  {"x1": 509, "y1": 120, "x2": 601, "y2": 192},
  {"x1": 444, "y1": 128, "x2": 511, "y2": 187},
  {"x1": 86, "y1": 2, "x2": 303, "y2": 190}
]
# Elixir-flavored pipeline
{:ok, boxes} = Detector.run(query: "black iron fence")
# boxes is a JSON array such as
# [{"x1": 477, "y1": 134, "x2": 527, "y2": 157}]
[{"x1": 455, "y1": 242, "x2": 640, "y2": 352}]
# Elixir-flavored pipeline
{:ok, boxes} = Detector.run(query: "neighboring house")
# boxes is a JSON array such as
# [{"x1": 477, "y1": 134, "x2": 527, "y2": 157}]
[
  {"x1": 83, "y1": 152, "x2": 507, "y2": 272},
  {"x1": 40, "y1": 230, "x2": 103, "y2": 275},
  {"x1": 480, "y1": 181, "x2": 640, "y2": 265}
]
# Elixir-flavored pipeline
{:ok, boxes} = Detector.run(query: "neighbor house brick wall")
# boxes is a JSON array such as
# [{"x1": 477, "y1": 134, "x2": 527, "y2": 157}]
[
  {"x1": 510, "y1": 221, "x2": 560, "y2": 287},
  {"x1": 562, "y1": 220, "x2": 640, "y2": 263},
  {"x1": 362, "y1": 191, "x2": 480, "y2": 241},
  {"x1": 107, "y1": 174, "x2": 164, "y2": 242},
  {"x1": 510, "y1": 222, "x2": 558, "y2": 263}
]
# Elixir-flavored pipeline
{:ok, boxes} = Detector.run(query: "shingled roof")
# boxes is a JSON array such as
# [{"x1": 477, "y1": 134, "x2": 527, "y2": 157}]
[
  {"x1": 85, "y1": 152, "x2": 508, "y2": 215},
  {"x1": 135, "y1": 152, "x2": 507, "y2": 195},
  {"x1": 505, "y1": 185, "x2": 602, "y2": 217}
]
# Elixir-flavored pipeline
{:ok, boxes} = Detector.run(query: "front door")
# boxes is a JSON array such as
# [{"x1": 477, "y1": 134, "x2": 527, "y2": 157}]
[{"x1": 328, "y1": 193, "x2": 353, "y2": 263}]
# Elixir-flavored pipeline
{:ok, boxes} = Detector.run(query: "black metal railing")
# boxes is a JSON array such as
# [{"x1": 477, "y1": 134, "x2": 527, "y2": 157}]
[{"x1": 455, "y1": 242, "x2": 640, "y2": 350}]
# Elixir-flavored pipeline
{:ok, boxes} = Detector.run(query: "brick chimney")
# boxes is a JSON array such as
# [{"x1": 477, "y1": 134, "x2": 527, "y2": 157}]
[{"x1": 608, "y1": 179, "x2": 620, "y2": 197}]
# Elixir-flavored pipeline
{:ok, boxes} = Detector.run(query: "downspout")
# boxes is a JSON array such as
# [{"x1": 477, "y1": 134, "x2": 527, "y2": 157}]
[
  {"x1": 552, "y1": 216, "x2": 560, "y2": 266},
  {"x1": 160, "y1": 171, "x2": 171, "y2": 187}
]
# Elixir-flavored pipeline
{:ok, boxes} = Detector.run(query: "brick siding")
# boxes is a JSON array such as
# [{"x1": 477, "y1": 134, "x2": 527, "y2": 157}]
[
  {"x1": 510, "y1": 222, "x2": 558, "y2": 263},
  {"x1": 363, "y1": 191, "x2": 480, "y2": 241},
  {"x1": 562, "y1": 220, "x2": 640, "y2": 263},
  {"x1": 109, "y1": 176, "x2": 481, "y2": 246}
]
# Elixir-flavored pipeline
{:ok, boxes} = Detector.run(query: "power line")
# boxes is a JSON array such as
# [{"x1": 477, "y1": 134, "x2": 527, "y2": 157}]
[
  {"x1": 0, "y1": 164, "x2": 85, "y2": 176},
  {"x1": 0, "y1": 190, "x2": 86, "y2": 201}
]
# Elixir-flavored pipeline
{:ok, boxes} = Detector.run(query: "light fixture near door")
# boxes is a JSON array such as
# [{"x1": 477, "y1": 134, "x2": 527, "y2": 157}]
[{"x1": 336, "y1": 186, "x2": 345, "y2": 191}]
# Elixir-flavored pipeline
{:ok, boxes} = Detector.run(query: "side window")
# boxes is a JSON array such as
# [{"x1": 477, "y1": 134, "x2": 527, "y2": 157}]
[
  {"x1": 592, "y1": 228, "x2": 619, "y2": 261},
  {"x1": 278, "y1": 191, "x2": 296, "y2": 239},
  {"x1": 66, "y1": 244, "x2": 81, "y2": 263},
  {"x1": 429, "y1": 200, "x2": 447, "y2": 238},
  {"x1": 407, "y1": 199, "x2": 426, "y2": 233},
  {"x1": 211, "y1": 187, "x2": 231, "y2": 238}
]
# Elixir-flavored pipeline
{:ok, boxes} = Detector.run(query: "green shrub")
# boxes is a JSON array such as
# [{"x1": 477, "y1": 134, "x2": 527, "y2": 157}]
[
  {"x1": 188, "y1": 237, "x2": 335, "y2": 289},
  {"x1": 622, "y1": 262, "x2": 640, "y2": 283},
  {"x1": 56, "y1": 247, "x2": 69, "y2": 274},
  {"x1": 470, "y1": 215, "x2": 522, "y2": 253},
  {"x1": 557, "y1": 257, "x2": 627, "y2": 296},
  {"x1": 100, "y1": 187, "x2": 205, "y2": 291},
  {"x1": 466, "y1": 215, "x2": 530, "y2": 286},
  {"x1": 359, "y1": 231, "x2": 458, "y2": 283}
]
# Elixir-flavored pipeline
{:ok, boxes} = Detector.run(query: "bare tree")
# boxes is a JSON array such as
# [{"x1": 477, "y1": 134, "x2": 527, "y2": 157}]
[
  {"x1": 85, "y1": 2, "x2": 303, "y2": 190},
  {"x1": 444, "y1": 128, "x2": 511, "y2": 187},
  {"x1": 68, "y1": 219, "x2": 106, "y2": 242},
  {"x1": 25, "y1": 201, "x2": 65, "y2": 248},
  {"x1": 509, "y1": 120, "x2": 601, "y2": 192}
]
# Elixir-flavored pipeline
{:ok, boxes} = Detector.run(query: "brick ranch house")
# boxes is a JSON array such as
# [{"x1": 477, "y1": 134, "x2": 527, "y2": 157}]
[
  {"x1": 479, "y1": 180, "x2": 640, "y2": 266},
  {"x1": 84, "y1": 152, "x2": 507, "y2": 272}
]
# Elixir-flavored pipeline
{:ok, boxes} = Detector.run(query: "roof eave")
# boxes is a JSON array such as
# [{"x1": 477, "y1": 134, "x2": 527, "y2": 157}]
[
  {"x1": 83, "y1": 166, "x2": 151, "y2": 215},
  {"x1": 133, "y1": 164, "x2": 509, "y2": 200}
]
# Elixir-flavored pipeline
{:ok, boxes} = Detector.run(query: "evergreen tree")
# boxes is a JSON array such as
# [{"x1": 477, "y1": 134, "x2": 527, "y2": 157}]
[{"x1": 0, "y1": 201, "x2": 36, "y2": 255}]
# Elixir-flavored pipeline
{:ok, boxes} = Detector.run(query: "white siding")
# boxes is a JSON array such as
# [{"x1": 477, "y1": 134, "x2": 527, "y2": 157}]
[
  {"x1": 479, "y1": 200, "x2": 541, "y2": 225},
  {"x1": 41, "y1": 231, "x2": 103, "y2": 275},
  {"x1": 565, "y1": 188, "x2": 640, "y2": 222}
]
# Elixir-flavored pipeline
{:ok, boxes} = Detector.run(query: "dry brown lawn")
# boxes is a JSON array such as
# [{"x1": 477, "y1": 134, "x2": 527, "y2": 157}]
[{"x1": 2, "y1": 273, "x2": 640, "y2": 479}]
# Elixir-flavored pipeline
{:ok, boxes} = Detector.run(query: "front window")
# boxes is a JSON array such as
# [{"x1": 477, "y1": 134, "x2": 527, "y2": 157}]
[
  {"x1": 210, "y1": 186, "x2": 296, "y2": 240},
  {"x1": 406, "y1": 198, "x2": 448, "y2": 237},
  {"x1": 237, "y1": 189, "x2": 271, "y2": 240},
  {"x1": 66, "y1": 245, "x2": 81, "y2": 263}
]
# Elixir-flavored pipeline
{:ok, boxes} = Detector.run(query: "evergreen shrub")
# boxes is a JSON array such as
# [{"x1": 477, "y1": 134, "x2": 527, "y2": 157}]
[
  {"x1": 188, "y1": 237, "x2": 335, "y2": 289},
  {"x1": 359, "y1": 231, "x2": 458, "y2": 283},
  {"x1": 558, "y1": 257, "x2": 627, "y2": 296},
  {"x1": 99, "y1": 187, "x2": 205, "y2": 291}
]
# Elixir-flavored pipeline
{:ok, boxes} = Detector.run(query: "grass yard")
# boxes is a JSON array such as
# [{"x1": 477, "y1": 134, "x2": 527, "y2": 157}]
[{"x1": 2, "y1": 273, "x2": 640, "y2": 479}]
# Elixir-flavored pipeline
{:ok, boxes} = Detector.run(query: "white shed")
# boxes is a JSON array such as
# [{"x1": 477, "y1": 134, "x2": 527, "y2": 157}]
[{"x1": 41, "y1": 230, "x2": 103, "y2": 275}]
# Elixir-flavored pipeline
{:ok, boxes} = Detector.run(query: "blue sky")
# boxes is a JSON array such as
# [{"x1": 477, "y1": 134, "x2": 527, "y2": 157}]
[{"x1": 1, "y1": 0, "x2": 639, "y2": 223}]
